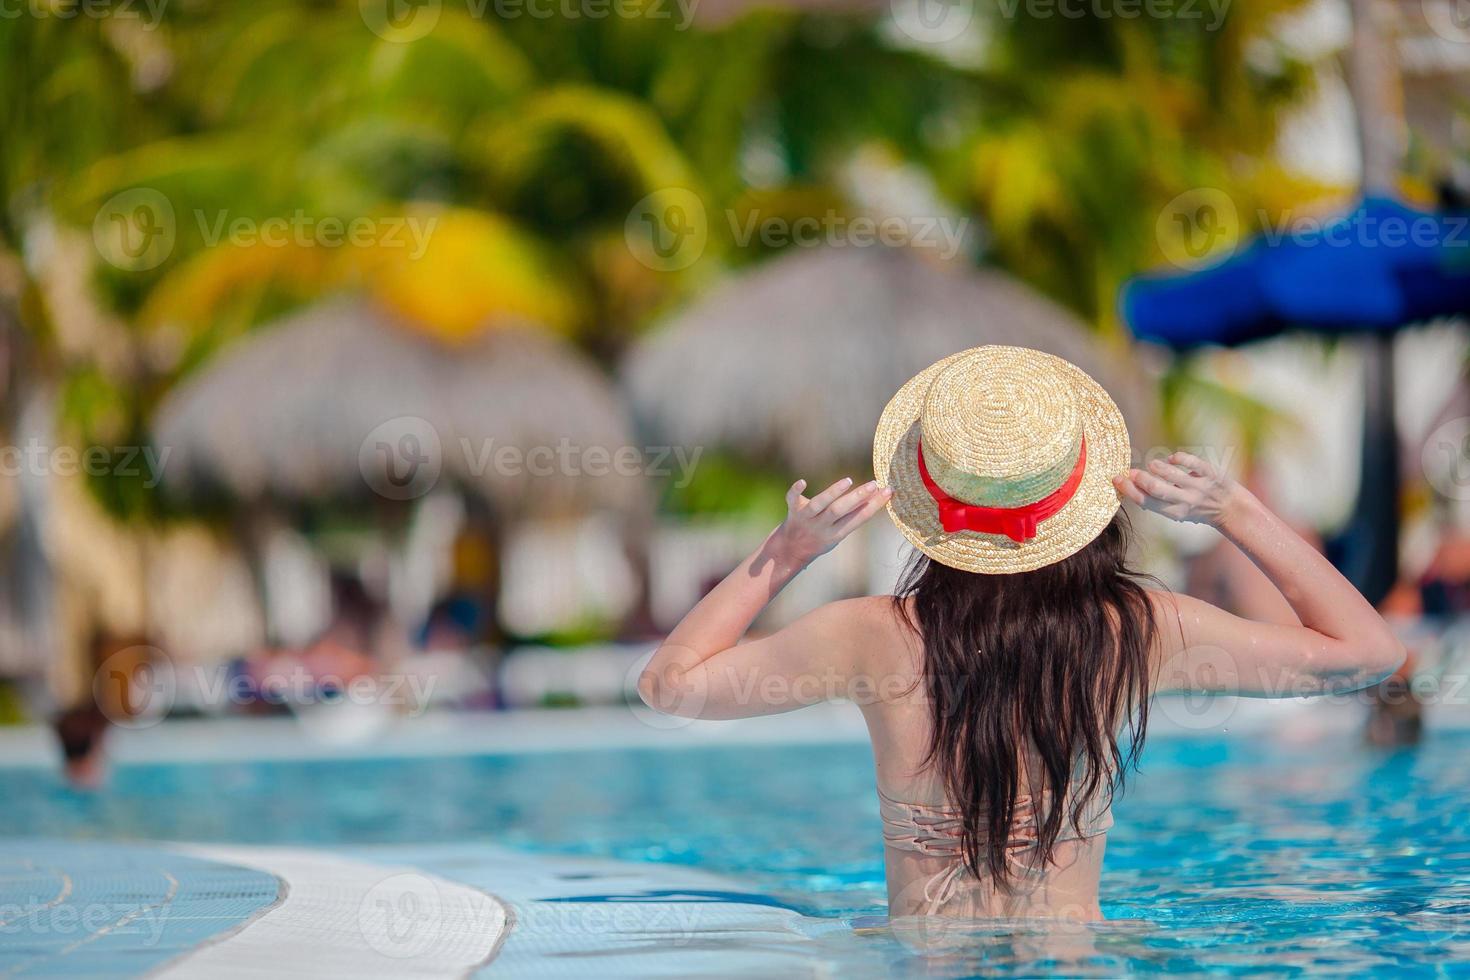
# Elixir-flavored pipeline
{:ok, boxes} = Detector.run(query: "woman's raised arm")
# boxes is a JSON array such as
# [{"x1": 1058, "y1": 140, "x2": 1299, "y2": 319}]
[
  {"x1": 1115, "y1": 453, "x2": 1405, "y2": 697},
  {"x1": 637, "y1": 478, "x2": 892, "y2": 720}
]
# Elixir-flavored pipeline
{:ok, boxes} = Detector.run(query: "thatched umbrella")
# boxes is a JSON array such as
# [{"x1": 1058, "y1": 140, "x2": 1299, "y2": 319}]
[
  {"x1": 623, "y1": 246, "x2": 1154, "y2": 475},
  {"x1": 153, "y1": 298, "x2": 643, "y2": 515}
]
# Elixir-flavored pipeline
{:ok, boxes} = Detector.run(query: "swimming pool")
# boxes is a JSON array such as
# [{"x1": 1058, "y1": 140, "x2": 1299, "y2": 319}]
[{"x1": 2, "y1": 722, "x2": 1469, "y2": 976}]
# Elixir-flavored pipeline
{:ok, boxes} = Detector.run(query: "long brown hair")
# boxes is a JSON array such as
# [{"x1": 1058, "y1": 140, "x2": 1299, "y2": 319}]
[{"x1": 893, "y1": 510, "x2": 1158, "y2": 884}]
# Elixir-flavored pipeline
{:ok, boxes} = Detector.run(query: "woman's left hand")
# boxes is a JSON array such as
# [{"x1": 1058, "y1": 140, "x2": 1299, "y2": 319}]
[
  {"x1": 1113, "y1": 451, "x2": 1243, "y2": 527},
  {"x1": 770, "y1": 477, "x2": 893, "y2": 565}
]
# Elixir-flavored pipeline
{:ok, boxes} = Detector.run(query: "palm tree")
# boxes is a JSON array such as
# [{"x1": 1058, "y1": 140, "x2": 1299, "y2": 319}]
[
  {"x1": 13, "y1": 0, "x2": 1329, "y2": 520},
  {"x1": 953, "y1": 10, "x2": 1330, "y2": 334}
]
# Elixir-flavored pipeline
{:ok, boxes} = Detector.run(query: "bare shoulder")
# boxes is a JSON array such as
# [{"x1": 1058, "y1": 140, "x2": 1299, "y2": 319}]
[
  {"x1": 1144, "y1": 587, "x2": 1223, "y2": 659},
  {"x1": 1145, "y1": 588, "x2": 1182, "y2": 630},
  {"x1": 814, "y1": 594, "x2": 922, "y2": 670},
  {"x1": 814, "y1": 594, "x2": 902, "y2": 626}
]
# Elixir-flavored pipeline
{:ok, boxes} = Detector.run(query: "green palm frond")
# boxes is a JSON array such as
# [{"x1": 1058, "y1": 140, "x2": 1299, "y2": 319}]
[{"x1": 476, "y1": 84, "x2": 705, "y2": 234}]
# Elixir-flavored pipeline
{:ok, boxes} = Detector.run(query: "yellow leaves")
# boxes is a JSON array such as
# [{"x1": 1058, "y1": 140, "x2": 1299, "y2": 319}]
[
  {"x1": 135, "y1": 238, "x2": 337, "y2": 375},
  {"x1": 357, "y1": 208, "x2": 579, "y2": 344},
  {"x1": 1245, "y1": 164, "x2": 1351, "y2": 221},
  {"x1": 138, "y1": 207, "x2": 581, "y2": 356},
  {"x1": 971, "y1": 125, "x2": 1069, "y2": 242},
  {"x1": 141, "y1": 240, "x2": 330, "y2": 328}
]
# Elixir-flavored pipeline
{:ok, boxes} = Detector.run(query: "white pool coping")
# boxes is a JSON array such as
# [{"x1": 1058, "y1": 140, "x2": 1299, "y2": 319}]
[
  {"x1": 0, "y1": 696, "x2": 1464, "y2": 768},
  {"x1": 155, "y1": 846, "x2": 508, "y2": 978}
]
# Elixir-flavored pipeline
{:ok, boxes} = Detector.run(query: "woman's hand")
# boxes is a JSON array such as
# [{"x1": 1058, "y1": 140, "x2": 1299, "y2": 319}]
[
  {"x1": 1113, "y1": 451, "x2": 1246, "y2": 528},
  {"x1": 770, "y1": 477, "x2": 893, "y2": 565}
]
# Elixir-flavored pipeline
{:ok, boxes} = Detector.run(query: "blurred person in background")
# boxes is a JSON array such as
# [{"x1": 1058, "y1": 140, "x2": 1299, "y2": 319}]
[
  {"x1": 639, "y1": 347, "x2": 1404, "y2": 922},
  {"x1": 401, "y1": 525, "x2": 501, "y2": 711},
  {"x1": 300, "y1": 574, "x2": 382, "y2": 691},
  {"x1": 1417, "y1": 529, "x2": 1470, "y2": 619},
  {"x1": 51, "y1": 701, "x2": 108, "y2": 790},
  {"x1": 238, "y1": 573, "x2": 384, "y2": 712},
  {"x1": 48, "y1": 633, "x2": 151, "y2": 789},
  {"x1": 1370, "y1": 513, "x2": 1470, "y2": 747},
  {"x1": 408, "y1": 595, "x2": 498, "y2": 711}
]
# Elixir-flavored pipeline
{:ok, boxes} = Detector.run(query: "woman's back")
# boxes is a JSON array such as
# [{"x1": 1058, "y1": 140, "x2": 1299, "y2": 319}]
[{"x1": 852, "y1": 591, "x2": 1123, "y2": 921}]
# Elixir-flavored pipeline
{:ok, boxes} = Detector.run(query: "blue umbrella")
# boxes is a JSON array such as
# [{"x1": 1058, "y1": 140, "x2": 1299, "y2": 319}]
[
  {"x1": 1123, "y1": 196, "x2": 1470, "y2": 346},
  {"x1": 1121, "y1": 195, "x2": 1470, "y2": 604}
]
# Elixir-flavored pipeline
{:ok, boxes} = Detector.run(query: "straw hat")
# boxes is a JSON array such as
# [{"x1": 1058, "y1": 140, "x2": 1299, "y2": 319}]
[{"x1": 872, "y1": 346, "x2": 1130, "y2": 574}]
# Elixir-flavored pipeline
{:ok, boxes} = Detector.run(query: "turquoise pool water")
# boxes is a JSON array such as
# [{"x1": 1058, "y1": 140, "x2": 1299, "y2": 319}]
[{"x1": 2, "y1": 729, "x2": 1469, "y2": 975}]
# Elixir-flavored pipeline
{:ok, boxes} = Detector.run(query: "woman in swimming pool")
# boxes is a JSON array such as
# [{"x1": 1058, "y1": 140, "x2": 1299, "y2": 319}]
[{"x1": 638, "y1": 346, "x2": 1404, "y2": 922}]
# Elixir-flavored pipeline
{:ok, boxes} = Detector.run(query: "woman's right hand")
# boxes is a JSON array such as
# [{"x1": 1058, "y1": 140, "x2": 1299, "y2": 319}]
[
  {"x1": 1113, "y1": 451, "x2": 1245, "y2": 528},
  {"x1": 769, "y1": 477, "x2": 892, "y2": 565}
]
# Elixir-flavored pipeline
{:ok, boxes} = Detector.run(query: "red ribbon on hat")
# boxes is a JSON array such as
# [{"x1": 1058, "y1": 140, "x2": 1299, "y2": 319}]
[{"x1": 917, "y1": 436, "x2": 1087, "y2": 543}]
